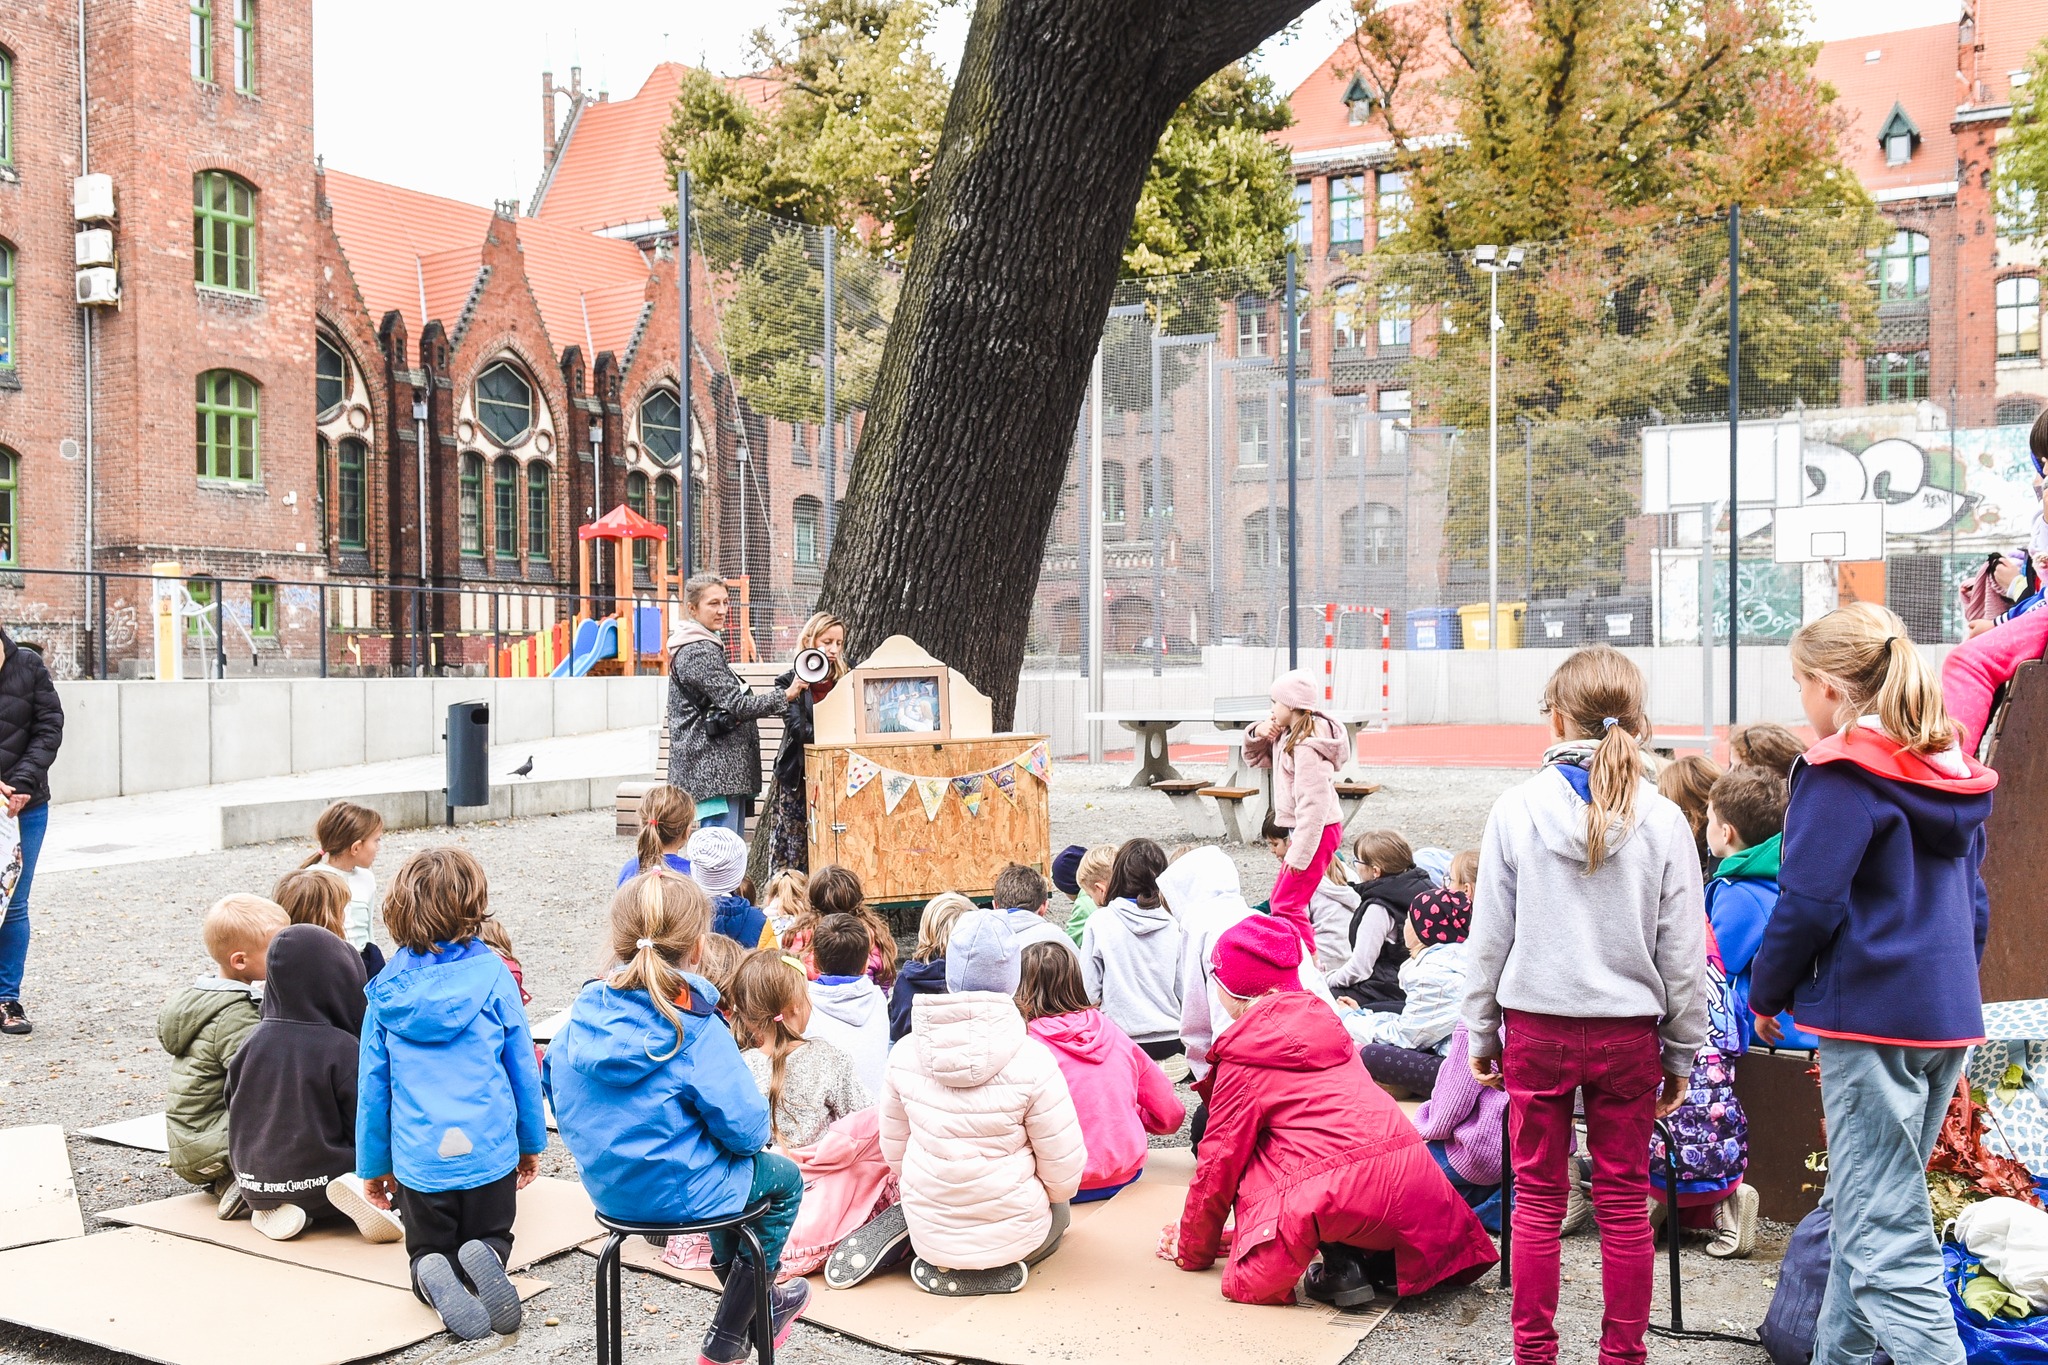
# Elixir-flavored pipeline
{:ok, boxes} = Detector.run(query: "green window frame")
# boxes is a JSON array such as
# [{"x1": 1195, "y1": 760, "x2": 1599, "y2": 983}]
[
  {"x1": 641, "y1": 390, "x2": 682, "y2": 465},
  {"x1": 232, "y1": 0, "x2": 255, "y2": 92},
  {"x1": 794, "y1": 496, "x2": 820, "y2": 566},
  {"x1": 0, "y1": 49, "x2": 14, "y2": 168},
  {"x1": 0, "y1": 241, "x2": 13, "y2": 370},
  {"x1": 193, "y1": 171, "x2": 256, "y2": 293},
  {"x1": 186, "y1": 578, "x2": 214, "y2": 637},
  {"x1": 459, "y1": 454, "x2": 483, "y2": 557},
  {"x1": 526, "y1": 462, "x2": 550, "y2": 561},
  {"x1": 476, "y1": 363, "x2": 533, "y2": 445},
  {"x1": 653, "y1": 476, "x2": 677, "y2": 571},
  {"x1": 0, "y1": 447, "x2": 17, "y2": 567},
  {"x1": 1865, "y1": 350, "x2": 1930, "y2": 403},
  {"x1": 492, "y1": 456, "x2": 518, "y2": 559},
  {"x1": 337, "y1": 437, "x2": 367, "y2": 549},
  {"x1": 250, "y1": 579, "x2": 276, "y2": 636},
  {"x1": 190, "y1": 0, "x2": 213, "y2": 82},
  {"x1": 316, "y1": 334, "x2": 346, "y2": 416},
  {"x1": 195, "y1": 370, "x2": 260, "y2": 481},
  {"x1": 1867, "y1": 230, "x2": 1930, "y2": 303},
  {"x1": 626, "y1": 472, "x2": 650, "y2": 570},
  {"x1": 1329, "y1": 175, "x2": 1365, "y2": 248}
]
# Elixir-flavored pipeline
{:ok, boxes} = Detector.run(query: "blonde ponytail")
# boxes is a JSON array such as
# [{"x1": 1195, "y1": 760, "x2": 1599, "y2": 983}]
[
  {"x1": 609, "y1": 871, "x2": 713, "y2": 1059},
  {"x1": 1790, "y1": 602, "x2": 1956, "y2": 754},
  {"x1": 1543, "y1": 646, "x2": 1651, "y2": 872},
  {"x1": 635, "y1": 785, "x2": 697, "y2": 872}
]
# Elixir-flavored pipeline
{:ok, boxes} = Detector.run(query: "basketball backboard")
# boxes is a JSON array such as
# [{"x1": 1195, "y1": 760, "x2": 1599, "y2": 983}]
[{"x1": 1772, "y1": 502, "x2": 1885, "y2": 563}]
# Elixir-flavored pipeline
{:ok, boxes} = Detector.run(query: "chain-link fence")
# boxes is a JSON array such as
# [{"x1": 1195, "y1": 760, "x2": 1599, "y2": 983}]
[{"x1": 669, "y1": 195, "x2": 2046, "y2": 748}]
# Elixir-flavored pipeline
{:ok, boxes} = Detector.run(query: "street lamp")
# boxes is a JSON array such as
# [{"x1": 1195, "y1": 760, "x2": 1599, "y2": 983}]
[{"x1": 1473, "y1": 244, "x2": 1523, "y2": 651}]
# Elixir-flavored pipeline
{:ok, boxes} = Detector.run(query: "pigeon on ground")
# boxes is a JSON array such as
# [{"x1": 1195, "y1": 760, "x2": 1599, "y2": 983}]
[{"x1": 511, "y1": 756, "x2": 534, "y2": 778}]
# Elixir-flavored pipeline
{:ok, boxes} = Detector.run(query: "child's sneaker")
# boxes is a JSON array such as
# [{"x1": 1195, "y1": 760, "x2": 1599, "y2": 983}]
[
  {"x1": 458, "y1": 1239, "x2": 524, "y2": 1336},
  {"x1": 415, "y1": 1252, "x2": 494, "y2": 1341},
  {"x1": 910, "y1": 1257, "x2": 1026, "y2": 1296},
  {"x1": 1706, "y1": 1183, "x2": 1759, "y2": 1259},
  {"x1": 326, "y1": 1174, "x2": 404, "y2": 1244},
  {"x1": 214, "y1": 1178, "x2": 248, "y2": 1221},
  {"x1": 250, "y1": 1204, "x2": 308, "y2": 1241},
  {"x1": 1561, "y1": 1173, "x2": 1593, "y2": 1235},
  {"x1": 824, "y1": 1204, "x2": 910, "y2": 1289}
]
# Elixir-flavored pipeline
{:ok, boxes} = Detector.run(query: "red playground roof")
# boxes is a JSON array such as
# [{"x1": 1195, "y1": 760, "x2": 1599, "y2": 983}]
[{"x1": 579, "y1": 504, "x2": 669, "y2": 541}]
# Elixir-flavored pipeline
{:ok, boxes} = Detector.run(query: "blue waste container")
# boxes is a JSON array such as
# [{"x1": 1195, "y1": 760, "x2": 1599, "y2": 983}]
[{"x1": 1406, "y1": 607, "x2": 1460, "y2": 651}]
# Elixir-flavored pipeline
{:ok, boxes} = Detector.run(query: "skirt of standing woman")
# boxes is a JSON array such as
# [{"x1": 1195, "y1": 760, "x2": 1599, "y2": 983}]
[{"x1": 766, "y1": 778, "x2": 810, "y2": 875}]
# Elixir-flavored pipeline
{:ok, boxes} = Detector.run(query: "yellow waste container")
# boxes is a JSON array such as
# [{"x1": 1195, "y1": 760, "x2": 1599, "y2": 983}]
[{"x1": 1457, "y1": 601, "x2": 1527, "y2": 650}]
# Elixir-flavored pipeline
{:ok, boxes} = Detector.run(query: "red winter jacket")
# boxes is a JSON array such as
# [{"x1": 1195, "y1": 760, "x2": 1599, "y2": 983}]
[{"x1": 1176, "y1": 991, "x2": 1498, "y2": 1300}]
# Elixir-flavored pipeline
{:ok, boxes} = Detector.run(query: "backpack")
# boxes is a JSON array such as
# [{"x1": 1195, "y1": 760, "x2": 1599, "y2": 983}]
[{"x1": 1759, "y1": 1207, "x2": 1893, "y2": 1365}]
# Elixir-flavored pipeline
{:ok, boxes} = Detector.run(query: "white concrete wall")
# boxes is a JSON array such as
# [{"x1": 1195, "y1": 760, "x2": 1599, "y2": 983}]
[
  {"x1": 47, "y1": 676, "x2": 666, "y2": 802},
  {"x1": 1017, "y1": 642, "x2": 1957, "y2": 758}
]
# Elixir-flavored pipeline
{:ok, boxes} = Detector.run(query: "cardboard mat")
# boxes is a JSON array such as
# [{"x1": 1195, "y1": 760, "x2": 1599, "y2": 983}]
[
  {"x1": 104, "y1": 1174, "x2": 600, "y2": 1289},
  {"x1": 77, "y1": 1111, "x2": 171, "y2": 1152},
  {"x1": 0, "y1": 1227, "x2": 547, "y2": 1365},
  {"x1": 0, "y1": 1124, "x2": 86, "y2": 1251}
]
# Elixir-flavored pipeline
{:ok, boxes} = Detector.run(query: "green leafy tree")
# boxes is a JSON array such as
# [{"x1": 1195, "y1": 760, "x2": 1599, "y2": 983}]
[
  {"x1": 1352, "y1": 0, "x2": 1882, "y2": 593},
  {"x1": 1124, "y1": 64, "x2": 1296, "y2": 278},
  {"x1": 1993, "y1": 38, "x2": 2048, "y2": 241}
]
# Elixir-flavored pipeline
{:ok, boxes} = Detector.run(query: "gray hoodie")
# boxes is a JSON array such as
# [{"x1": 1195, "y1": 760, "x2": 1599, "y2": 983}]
[
  {"x1": 1078, "y1": 896, "x2": 1184, "y2": 1045},
  {"x1": 1461, "y1": 765, "x2": 1707, "y2": 1074}
]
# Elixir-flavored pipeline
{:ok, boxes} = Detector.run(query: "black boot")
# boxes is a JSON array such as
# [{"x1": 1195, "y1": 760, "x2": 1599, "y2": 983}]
[
  {"x1": 1303, "y1": 1244, "x2": 1376, "y2": 1310},
  {"x1": 696, "y1": 1259, "x2": 759, "y2": 1365}
]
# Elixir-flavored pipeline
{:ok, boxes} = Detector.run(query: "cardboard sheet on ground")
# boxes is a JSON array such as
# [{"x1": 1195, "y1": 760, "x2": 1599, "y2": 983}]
[
  {"x1": 77, "y1": 1111, "x2": 171, "y2": 1152},
  {"x1": 103, "y1": 1174, "x2": 598, "y2": 1289},
  {"x1": 0, "y1": 1228, "x2": 546, "y2": 1365},
  {"x1": 0, "y1": 1124, "x2": 85, "y2": 1250}
]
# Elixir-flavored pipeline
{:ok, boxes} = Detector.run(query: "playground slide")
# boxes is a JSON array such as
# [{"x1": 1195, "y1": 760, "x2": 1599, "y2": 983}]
[{"x1": 550, "y1": 617, "x2": 618, "y2": 678}]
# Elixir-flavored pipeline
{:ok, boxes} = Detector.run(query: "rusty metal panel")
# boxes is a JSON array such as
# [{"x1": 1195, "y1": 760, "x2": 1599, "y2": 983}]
[
  {"x1": 1983, "y1": 660, "x2": 2048, "y2": 1004},
  {"x1": 1731, "y1": 1050, "x2": 1824, "y2": 1223}
]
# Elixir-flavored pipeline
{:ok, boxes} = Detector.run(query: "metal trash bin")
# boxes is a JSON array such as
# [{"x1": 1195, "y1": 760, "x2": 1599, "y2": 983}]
[
  {"x1": 1583, "y1": 596, "x2": 1651, "y2": 648},
  {"x1": 1406, "y1": 607, "x2": 1460, "y2": 651},
  {"x1": 445, "y1": 701, "x2": 491, "y2": 811},
  {"x1": 1529, "y1": 598, "x2": 1587, "y2": 648}
]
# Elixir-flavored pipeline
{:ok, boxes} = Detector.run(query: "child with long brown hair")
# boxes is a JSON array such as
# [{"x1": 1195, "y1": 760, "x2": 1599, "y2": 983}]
[
  {"x1": 1728, "y1": 721, "x2": 1806, "y2": 779},
  {"x1": 300, "y1": 801, "x2": 384, "y2": 957},
  {"x1": 617, "y1": 784, "x2": 695, "y2": 886},
  {"x1": 1462, "y1": 646, "x2": 1706, "y2": 1365},
  {"x1": 1753, "y1": 603, "x2": 1997, "y2": 1363},
  {"x1": 274, "y1": 867, "x2": 382, "y2": 978},
  {"x1": 761, "y1": 870, "x2": 809, "y2": 945},
  {"x1": 1656, "y1": 753, "x2": 1723, "y2": 880},
  {"x1": 805, "y1": 864, "x2": 898, "y2": 988},
  {"x1": 546, "y1": 873, "x2": 809, "y2": 1363}
]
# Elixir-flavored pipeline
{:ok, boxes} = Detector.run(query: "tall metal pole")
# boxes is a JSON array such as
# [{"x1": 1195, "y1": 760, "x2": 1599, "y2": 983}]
[
  {"x1": 1149, "y1": 328, "x2": 1165, "y2": 678},
  {"x1": 1087, "y1": 348, "x2": 1106, "y2": 764},
  {"x1": 1488, "y1": 265, "x2": 1500, "y2": 653},
  {"x1": 678, "y1": 170, "x2": 694, "y2": 575},
  {"x1": 1727, "y1": 205, "x2": 1741, "y2": 741},
  {"x1": 1285, "y1": 248, "x2": 1300, "y2": 668},
  {"x1": 821, "y1": 225, "x2": 837, "y2": 561}
]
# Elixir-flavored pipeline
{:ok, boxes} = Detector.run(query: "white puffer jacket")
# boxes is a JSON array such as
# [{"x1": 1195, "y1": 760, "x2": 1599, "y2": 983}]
[{"x1": 879, "y1": 991, "x2": 1087, "y2": 1269}]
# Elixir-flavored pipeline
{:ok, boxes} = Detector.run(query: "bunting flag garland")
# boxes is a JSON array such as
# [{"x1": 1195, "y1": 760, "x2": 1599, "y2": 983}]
[
  {"x1": 988, "y1": 763, "x2": 1019, "y2": 805},
  {"x1": 1018, "y1": 741, "x2": 1052, "y2": 783},
  {"x1": 915, "y1": 776, "x2": 950, "y2": 822},
  {"x1": 952, "y1": 773, "x2": 986, "y2": 818},
  {"x1": 845, "y1": 754, "x2": 882, "y2": 798},
  {"x1": 881, "y1": 772, "x2": 914, "y2": 814}
]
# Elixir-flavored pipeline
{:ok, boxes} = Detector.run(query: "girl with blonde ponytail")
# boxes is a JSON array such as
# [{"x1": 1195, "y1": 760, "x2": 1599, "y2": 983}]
[
  {"x1": 546, "y1": 873, "x2": 811, "y2": 1361},
  {"x1": 615, "y1": 785, "x2": 696, "y2": 888},
  {"x1": 1750, "y1": 603, "x2": 1997, "y2": 1365},
  {"x1": 1459, "y1": 646, "x2": 1707, "y2": 1365}
]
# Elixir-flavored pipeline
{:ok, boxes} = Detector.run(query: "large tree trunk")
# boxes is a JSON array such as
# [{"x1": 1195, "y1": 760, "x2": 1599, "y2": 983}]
[{"x1": 818, "y1": 0, "x2": 1315, "y2": 726}]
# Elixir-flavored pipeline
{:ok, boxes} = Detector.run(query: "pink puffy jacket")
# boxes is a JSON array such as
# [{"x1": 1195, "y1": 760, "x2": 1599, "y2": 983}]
[
  {"x1": 1245, "y1": 670, "x2": 1348, "y2": 870},
  {"x1": 1027, "y1": 1008, "x2": 1184, "y2": 1192},
  {"x1": 879, "y1": 992, "x2": 1087, "y2": 1268}
]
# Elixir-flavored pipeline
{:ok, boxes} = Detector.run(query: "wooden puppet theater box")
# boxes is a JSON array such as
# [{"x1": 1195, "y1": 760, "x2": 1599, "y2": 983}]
[{"x1": 804, "y1": 637, "x2": 1052, "y2": 907}]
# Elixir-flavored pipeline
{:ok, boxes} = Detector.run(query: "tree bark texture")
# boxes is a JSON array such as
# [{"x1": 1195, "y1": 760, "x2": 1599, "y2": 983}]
[{"x1": 818, "y1": 0, "x2": 1315, "y2": 727}]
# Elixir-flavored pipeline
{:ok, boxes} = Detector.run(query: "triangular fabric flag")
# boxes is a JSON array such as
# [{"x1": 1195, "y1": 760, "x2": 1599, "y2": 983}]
[
  {"x1": 845, "y1": 754, "x2": 881, "y2": 798},
  {"x1": 1018, "y1": 741, "x2": 1051, "y2": 782},
  {"x1": 882, "y1": 772, "x2": 914, "y2": 814},
  {"x1": 952, "y1": 773, "x2": 985, "y2": 818},
  {"x1": 915, "y1": 776, "x2": 948, "y2": 821},
  {"x1": 988, "y1": 763, "x2": 1019, "y2": 805}
]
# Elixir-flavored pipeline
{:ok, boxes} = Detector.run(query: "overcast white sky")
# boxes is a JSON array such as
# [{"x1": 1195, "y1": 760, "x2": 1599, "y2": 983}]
[{"x1": 312, "y1": 0, "x2": 1964, "y2": 209}]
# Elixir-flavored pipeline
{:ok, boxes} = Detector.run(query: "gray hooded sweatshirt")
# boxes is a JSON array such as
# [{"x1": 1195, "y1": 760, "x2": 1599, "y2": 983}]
[
  {"x1": 1079, "y1": 895, "x2": 1184, "y2": 1045},
  {"x1": 1460, "y1": 764, "x2": 1707, "y2": 1075}
]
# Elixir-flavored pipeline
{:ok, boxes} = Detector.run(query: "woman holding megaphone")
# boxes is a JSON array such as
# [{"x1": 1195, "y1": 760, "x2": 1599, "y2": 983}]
[{"x1": 765, "y1": 612, "x2": 849, "y2": 873}]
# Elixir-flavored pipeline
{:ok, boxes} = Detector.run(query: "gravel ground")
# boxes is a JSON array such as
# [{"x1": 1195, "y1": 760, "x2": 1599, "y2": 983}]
[{"x1": 0, "y1": 761, "x2": 1775, "y2": 1364}]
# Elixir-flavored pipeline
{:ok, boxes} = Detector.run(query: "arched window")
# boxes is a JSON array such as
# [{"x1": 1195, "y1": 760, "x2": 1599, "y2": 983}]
[
  {"x1": 459, "y1": 454, "x2": 483, "y2": 557},
  {"x1": 1996, "y1": 397, "x2": 2044, "y2": 426},
  {"x1": 492, "y1": 456, "x2": 518, "y2": 559},
  {"x1": 250, "y1": 578, "x2": 276, "y2": 636},
  {"x1": 626, "y1": 471, "x2": 649, "y2": 570},
  {"x1": 0, "y1": 446, "x2": 17, "y2": 566},
  {"x1": 653, "y1": 476, "x2": 677, "y2": 571},
  {"x1": 526, "y1": 462, "x2": 550, "y2": 561},
  {"x1": 195, "y1": 370, "x2": 259, "y2": 481},
  {"x1": 794, "y1": 495, "x2": 823, "y2": 566},
  {"x1": 1243, "y1": 510, "x2": 1298, "y2": 567},
  {"x1": 1341, "y1": 503, "x2": 1401, "y2": 568},
  {"x1": 1868, "y1": 230, "x2": 1930, "y2": 303},
  {"x1": 640, "y1": 389, "x2": 683, "y2": 465},
  {"x1": 1378, "y1": 287, "x2": 1412, "y2": 348},
  {"x1": 1998, "y1": 276, "x2": 2041, "y2": 359},
  {"x1": 1332, "y1": 282, "x2": 1362, "y2": 350},
  {"x1": 316, "y1": 334, "x2": 346, "y2": 416},
  {"x1": 337, "y1": 437, "x2": 367, "y2": 550},
  {"x1": 476, "y1": 362, "x2": 534, "y2": 445},
  {"x1": 193, "y1": 171, "x2": 256, "y2": 292}
]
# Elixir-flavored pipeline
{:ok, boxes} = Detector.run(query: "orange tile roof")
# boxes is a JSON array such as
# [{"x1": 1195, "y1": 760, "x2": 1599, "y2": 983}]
[
  {"x1": 532, "y1": 63, "x2": 782, "y2": 236},
  {"x1": 324, "y1": 168, "x2": 654, "y2": 359},
  {"x1": 1814, "y1": 25, "x2": 1961, "y2": 199},
  {"x1": 1969, "y1": 0, "x2": 2048, "y2": 110},
  {"x1": 1280, "y1": 7, "x2": 1460, "y2": 163}
]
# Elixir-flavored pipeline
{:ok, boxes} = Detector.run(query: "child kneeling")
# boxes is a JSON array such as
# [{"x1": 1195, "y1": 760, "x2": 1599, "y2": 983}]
[
  {"x1": 1170, "y1": 916, "x2": 1497, "y2": 1308},
  {"x1": 547, "y1": 873, "x2": 808, "y2": 1364}
]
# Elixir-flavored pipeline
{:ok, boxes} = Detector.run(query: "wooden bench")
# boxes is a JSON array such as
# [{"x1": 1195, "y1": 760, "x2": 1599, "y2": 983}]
[
  {"x1": 1198, "y1": 785, "x2": 1261, "y2": 844},
  {"x1": 1335, "y1": 779, "x2": 1380, "y2": 834},
  {"x1": 1149, "y1": 777, "x2": 1223, "y2": 840}
]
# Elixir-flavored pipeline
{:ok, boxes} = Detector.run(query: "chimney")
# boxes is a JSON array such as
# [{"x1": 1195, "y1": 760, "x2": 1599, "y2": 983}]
[{"x1": 542, "y1": 71, "x2": 558, "y2": 163}]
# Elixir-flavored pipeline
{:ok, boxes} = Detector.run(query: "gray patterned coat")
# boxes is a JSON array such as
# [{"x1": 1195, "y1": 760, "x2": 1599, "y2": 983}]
[{"x1": 666, "y1": 639, "x2": 784, "y2": 800}]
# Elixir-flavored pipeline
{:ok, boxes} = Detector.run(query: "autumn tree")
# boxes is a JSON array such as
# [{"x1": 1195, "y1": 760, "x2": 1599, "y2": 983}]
[{"x1": 1993, "y1": 39, "x2": 2048, "y2": 241}]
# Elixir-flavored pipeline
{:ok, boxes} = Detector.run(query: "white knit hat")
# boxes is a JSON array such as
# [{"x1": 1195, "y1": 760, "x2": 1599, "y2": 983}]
[{"x1": 686, "y1": 827, "x2": 747, "y2": 897}]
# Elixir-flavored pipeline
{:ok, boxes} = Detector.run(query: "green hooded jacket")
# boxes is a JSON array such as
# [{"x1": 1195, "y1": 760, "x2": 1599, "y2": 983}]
[{"x1": 157, "y1": 979, "x2": 261, "y2": 1185}]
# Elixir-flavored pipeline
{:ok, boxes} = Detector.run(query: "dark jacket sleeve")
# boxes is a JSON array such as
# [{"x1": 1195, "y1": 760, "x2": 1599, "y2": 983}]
[
  {"x1": 673, "y1": 644, "x2": 784, "y2": 722},
  {"x1": 7, "y1": 653, "x2": 64, "y2": 804},
  {"x1": 1751, "y1": 766, "x2": 1870, "y2": 1019}
]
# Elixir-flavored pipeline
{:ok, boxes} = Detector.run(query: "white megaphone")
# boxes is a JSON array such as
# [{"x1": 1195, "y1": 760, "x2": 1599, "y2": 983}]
[{"x1": 794, "y1": 647, "x2": 832, "y2": 684}]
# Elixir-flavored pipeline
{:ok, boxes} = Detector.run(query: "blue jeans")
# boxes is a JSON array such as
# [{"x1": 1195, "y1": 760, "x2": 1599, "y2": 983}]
[
  {"x1": 1815, "y1": 1038, "x2": 1969, "y2": 1365},
  {"x1": 707, "y1": 1152, "x2": 803, "y2": 1273},
  {"x1": 0, "y1": 802, "x2": 47, "y2": 1002}
]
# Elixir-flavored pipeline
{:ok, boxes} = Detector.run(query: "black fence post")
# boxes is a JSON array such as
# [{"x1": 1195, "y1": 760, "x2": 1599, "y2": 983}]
[
  {"x1": 318, "y1": 584, "x2": 330, "y2": 679},
  {"x1": 214, "y1": 584, "x2": 227, "y2": 680},
  {"x1": 96, "y1": 573, "x2": 108, "y2": 680}
]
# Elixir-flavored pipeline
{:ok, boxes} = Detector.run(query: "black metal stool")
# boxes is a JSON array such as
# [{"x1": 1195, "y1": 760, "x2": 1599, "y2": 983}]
[{"x1": 592, "y1": 1199, "x2": 776, "y2": 1365}]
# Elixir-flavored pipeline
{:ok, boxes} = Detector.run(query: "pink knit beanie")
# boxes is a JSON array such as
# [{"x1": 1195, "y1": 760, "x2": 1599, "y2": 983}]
[
  {"x1": 1211, "y1": 914, "x2": 1304, "y2": 998},
  {"x1": 1269, "y1": 669, "x2": 1319, "y2": 712}
]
